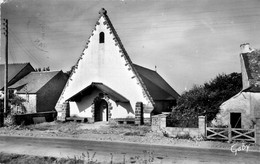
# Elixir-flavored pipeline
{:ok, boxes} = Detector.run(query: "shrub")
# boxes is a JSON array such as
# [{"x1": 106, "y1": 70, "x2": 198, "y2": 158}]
[{"x1": 167, "y1": 72, "x2": 242, "y2": 127}]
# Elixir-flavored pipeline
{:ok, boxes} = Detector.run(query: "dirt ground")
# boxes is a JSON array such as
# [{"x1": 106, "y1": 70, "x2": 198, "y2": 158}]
[{"x1": 0, "y1": 121, "x2": 259, "y2": 151}]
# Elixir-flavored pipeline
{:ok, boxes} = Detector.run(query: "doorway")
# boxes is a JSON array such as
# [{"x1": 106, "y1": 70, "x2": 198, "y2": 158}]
[
  {"x1": 94, "y1": 99, "x2": 108, "y2": 122},
  {"x1": 230, "y1": 113, "x2": 241, "y2": 128}
]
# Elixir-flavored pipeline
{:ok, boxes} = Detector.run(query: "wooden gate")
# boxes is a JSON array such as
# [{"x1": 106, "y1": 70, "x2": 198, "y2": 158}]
[{"x1": 206, "y1": 126, "x2": 256, "y2": 142}]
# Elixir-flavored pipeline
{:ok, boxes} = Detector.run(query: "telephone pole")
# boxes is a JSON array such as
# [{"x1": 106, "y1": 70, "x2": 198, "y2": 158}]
[{"x1": 0, "y1": 19, "x2": 8, "y2": 127}]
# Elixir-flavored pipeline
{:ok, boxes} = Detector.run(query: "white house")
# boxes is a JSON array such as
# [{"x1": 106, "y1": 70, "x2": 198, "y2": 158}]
[
  {"x1": 214, "y1": 44, "x2": 260, "y2": 129},
  {"x1": 55, "y1": 8, "x2": 179, "y2": 124}
]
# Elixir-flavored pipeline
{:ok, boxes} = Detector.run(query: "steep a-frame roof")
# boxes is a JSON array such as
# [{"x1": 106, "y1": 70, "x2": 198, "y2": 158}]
[
  {"x1": 0, "y1": 63, "x2": 34, "y2": 89},
  {"x1": 57, "y1": 8, "x2": 179, "y2": 107},
  {"x1": 9, "y1": 71, "x2": 61, "y2": 94},
  {"x1": 133, "y1": 64, "x2": 180, "y2": 101},
  {"x1": 58, "y1": 8, "x2": 155, "y2": 106}
]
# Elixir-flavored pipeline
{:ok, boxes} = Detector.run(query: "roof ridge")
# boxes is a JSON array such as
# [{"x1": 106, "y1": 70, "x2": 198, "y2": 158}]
[{"x1": 31, "y1": 70, "x2": 61, "y2": 73}]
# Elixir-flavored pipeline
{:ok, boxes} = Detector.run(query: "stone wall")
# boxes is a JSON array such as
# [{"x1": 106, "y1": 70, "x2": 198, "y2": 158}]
[
  {"x1": 152, "y1": 114, "x2": 206, "y2": 138},
  {"x1": 151, "y1": 114, "x2": 166, "y2": 131},
  {"x1": 135, "y1": 102, "x2": 143, "y2": 125}
]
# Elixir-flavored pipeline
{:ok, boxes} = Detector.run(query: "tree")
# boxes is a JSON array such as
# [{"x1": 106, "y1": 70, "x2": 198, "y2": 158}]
[{"x1": 167, "y1": 72, "x2": 242, "y2": 127}]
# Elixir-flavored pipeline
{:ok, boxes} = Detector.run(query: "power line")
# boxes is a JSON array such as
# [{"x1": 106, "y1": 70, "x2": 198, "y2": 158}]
[
  {"x1": 2, "y1": 5, "x2": 260, "y2": 21},
  {"x1": 5, "y1": 11, "x2": 260, "y2": 27},
  {"x1": 8, "y1": 28, "x2": 44, "y2": 67}
]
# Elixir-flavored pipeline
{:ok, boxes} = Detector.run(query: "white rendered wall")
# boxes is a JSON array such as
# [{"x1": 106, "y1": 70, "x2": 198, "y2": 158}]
[
  {"x1": 213, "y1": 92, "x2": 260, "y2": 128},
  {"x1": 19, "y1": 94, "x2": 37, "y2": 113},
  {"x1": 59, "y1": 16, "x2": 151, "y2": 118}
]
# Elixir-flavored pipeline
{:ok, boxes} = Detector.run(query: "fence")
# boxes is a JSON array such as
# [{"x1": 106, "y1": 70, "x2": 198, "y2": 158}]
[
  {"x1": 152, "y1": 114, "x2": 260, "y2": 145},
  {"x1": 206, "y1": 125, "x2": 256, "y2": 142}
]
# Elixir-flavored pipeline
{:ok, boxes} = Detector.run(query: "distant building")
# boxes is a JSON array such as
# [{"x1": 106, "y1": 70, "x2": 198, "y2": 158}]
[
  {"x1": 56, "y1": 8, "x2": 179, "y2": 124},
  {"x1": 0, "y1": 63, "x2": 34, "y2": 90},
  {"x1": 214, "y1": 43, "x2": 260, "y2": 128},
  {"x1": 9, "y1": 71, "x2": 68, "y2": 114}
]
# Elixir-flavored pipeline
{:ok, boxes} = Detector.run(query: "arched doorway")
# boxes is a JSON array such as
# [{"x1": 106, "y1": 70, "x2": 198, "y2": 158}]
[{"x1": 94, "y1": 99, "x2": 108, "y2": 122}]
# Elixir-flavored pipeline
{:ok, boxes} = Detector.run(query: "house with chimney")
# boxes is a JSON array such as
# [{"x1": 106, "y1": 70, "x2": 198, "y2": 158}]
[
  {"x1": 213, "y1": 43, "x2": 260, "y2": 129},
  {"x1": 55, "y1": 8, "x2": 179, "y2": 124}
]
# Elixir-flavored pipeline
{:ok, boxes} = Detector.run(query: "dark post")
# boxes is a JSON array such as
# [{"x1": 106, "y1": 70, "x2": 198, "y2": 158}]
[
  {"x1": 4, "y1": 19, "x2": 8, "y2": 118},
  {"x1": 0, "y1": 19, "x2": 8, "y2": 127}
]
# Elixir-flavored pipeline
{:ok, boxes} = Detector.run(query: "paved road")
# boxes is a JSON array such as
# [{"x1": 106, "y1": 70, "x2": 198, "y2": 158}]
[{"x1": 0, "y1": 136, "x2": 259, "y2": 163}]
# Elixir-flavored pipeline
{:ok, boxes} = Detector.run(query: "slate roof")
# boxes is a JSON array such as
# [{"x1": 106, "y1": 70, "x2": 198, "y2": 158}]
[
  {"x1": 9, "y1": 71, "x2": 61, "y2": 94},
  {"x1": 242, "y1": 85, "x2": 260, "y2": 93},
  {"x1": 133, "y1": 64, "x2": 180, "y2": 101},
  {"x1": 241, "y1": 50, "x2": 260, "y2": 84},
  {"x1": 0, "y1": 63, "x2": 31, "y2": 89}
]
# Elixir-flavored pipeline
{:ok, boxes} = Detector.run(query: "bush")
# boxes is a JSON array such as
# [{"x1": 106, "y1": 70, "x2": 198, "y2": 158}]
[
  {"x1": 4, "y1": 114, "x2": 17, "y2": 127},
  {"x1": 167, "y1": 72, "x2": 242, "y2": 127}
]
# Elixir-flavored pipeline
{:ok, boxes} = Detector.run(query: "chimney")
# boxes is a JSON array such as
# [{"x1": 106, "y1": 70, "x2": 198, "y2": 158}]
[{"x1": 240, "y1": 43, "x2": 254, "y2": 53}]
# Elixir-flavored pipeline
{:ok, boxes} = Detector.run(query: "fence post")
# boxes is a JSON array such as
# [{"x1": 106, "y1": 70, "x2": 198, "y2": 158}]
[
  {"x1": 255, "y1": 118, "x2": 260, "y2": 145},
  {"x1": 228, "y1": 123, "x2": 232, "y2": 143},
  {"x1": 198, "y1": 116, "x2": 206, "y2": 137}
]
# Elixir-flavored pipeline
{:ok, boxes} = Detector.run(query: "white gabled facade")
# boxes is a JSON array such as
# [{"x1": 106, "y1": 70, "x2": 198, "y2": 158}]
[{"x1": 56, "y1": 9, "x2": 153, "y2": 122}]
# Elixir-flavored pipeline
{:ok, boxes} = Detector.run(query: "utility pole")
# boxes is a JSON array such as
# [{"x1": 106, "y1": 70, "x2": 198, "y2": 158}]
[
  {"x1": 0, "y1": 19, "x2": 8, "y2": 127},
  {"x1": 4, "y1": 19, "x2": 8, "y2": 118}
]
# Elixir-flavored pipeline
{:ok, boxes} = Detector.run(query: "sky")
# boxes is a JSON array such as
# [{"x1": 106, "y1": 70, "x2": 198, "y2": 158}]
[{"x1": 1, "y1": 0, "x2": 260, "y2": 94}]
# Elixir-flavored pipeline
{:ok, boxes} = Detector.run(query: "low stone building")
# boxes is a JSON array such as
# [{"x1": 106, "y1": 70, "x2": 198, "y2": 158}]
[
  {"x1": 214, "y1": 44, "x2": 260, "y2": 129},
  {"x1": 55, "y1": 8, "x2": 179, "y2": 124}
]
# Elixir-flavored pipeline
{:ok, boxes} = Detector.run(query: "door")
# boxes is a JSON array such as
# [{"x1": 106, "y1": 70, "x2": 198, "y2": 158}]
[
  {"x1": 230, "y1": 113, "x2": 241, "y2": 128},
  {"x1": 94, "y1": 99, "x2": 108, "y2": 122}
]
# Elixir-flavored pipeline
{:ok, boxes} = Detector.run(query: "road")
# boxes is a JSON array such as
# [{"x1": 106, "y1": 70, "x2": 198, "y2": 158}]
[{"x1": 0, "y1": 136, "x2": 259, "y2": 163}]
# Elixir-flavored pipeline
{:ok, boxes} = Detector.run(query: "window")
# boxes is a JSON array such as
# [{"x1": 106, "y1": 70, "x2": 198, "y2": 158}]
[{"x1": 99, "y1": 32, "x2": 105, "y2": 43}]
